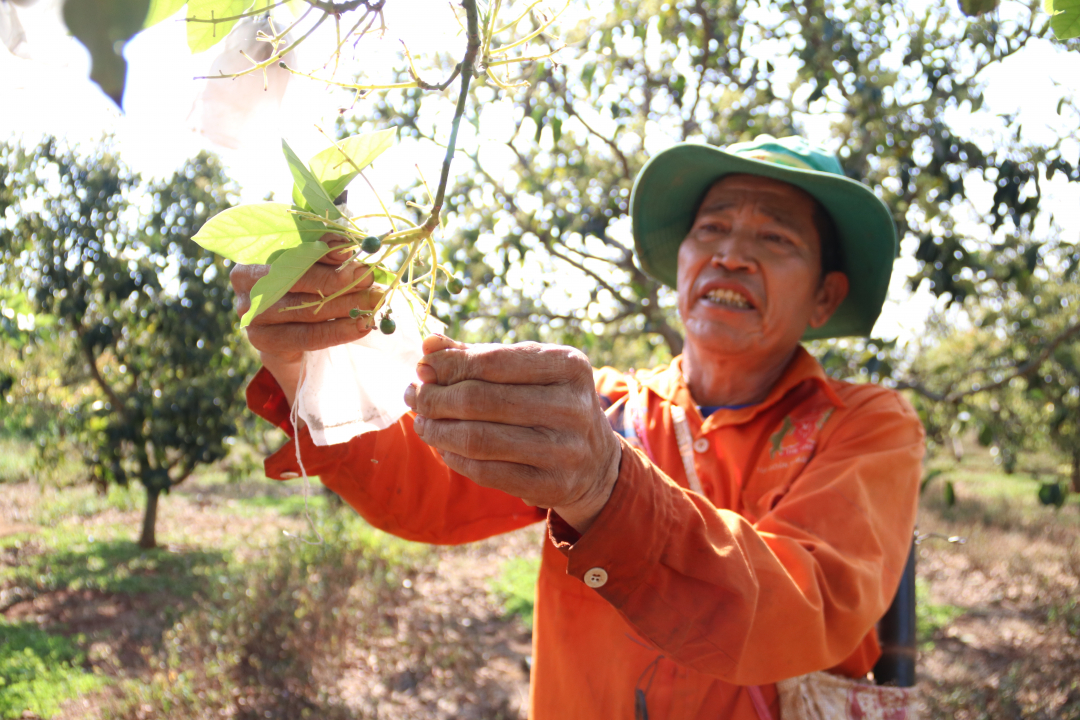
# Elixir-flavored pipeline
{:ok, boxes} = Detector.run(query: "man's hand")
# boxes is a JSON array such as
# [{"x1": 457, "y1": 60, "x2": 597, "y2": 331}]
[
  {"x1": 404, "y1": 335, "x2": 622, "y2": 534},
  {"x1": 230, "y1": 236, "x2": 382, "y2": 405}
]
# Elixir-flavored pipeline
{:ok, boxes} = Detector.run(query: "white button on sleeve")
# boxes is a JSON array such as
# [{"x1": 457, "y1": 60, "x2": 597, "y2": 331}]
[
  {"x1": 583, "y1": 568, "x2": 609, "y2": 588},
  {"x1": 693, "y1": 437, "x2": 710, "y2": 453},
  {"x1": 279, "y1": 471, "x2": 299, "y2": 479}
]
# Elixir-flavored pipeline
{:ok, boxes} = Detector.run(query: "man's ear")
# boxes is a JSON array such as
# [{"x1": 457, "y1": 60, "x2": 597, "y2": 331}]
[{"x1": 808, "y1": 271, "x2": 850, "y2": 329}]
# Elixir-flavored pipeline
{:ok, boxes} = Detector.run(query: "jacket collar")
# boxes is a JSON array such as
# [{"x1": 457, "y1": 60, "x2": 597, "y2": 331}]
[{"x1": 634, "y1": 346, "x2": 846, "y2": 427}]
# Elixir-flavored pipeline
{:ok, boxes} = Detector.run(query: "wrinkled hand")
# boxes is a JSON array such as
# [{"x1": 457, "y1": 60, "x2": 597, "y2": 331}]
[
  {"x1": 404, "y1": 335, "x2": 622, "y2": 533},
  {"x1": 229, "y1": 235, "x2": 382, "y2": 405}
]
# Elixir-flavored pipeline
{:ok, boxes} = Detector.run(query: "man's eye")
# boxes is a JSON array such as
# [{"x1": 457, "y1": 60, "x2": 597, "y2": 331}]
[{"x1": 764, "y1": 232, "x2": 790, "y2": 244}]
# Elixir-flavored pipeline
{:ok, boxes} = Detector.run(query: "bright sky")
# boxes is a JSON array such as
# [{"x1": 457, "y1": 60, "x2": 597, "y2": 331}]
[{"x1": 1, "y1": 0, "x2": 1078, "y2": 346}]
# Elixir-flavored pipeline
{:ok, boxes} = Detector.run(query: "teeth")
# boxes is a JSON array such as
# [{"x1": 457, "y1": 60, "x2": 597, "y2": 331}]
[{"x1": 705, "y1": 288, "x2": 751, "y2": 308}]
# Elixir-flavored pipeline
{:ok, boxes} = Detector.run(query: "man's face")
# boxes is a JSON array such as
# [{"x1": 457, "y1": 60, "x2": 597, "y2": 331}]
[{"x1": 676, "y1": 174, "x2": 848, "y2": 360}]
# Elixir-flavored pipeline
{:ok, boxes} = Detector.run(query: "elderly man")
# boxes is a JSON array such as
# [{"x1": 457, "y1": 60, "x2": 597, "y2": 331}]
[{"x1": 233, "y1": 135, "x2": 923, "y2": 719}]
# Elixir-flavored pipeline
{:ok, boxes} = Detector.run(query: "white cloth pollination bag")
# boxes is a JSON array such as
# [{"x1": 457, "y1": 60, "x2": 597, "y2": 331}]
[
  {"x1": 188, "y1": 13, "x2": 296, "y2": 149},
  {"x1": 296, "y1": 289, "x2": 444, "y2": 446},
  {"x1": 0, "y1": 0, "x2": 31, "y2": 58}
]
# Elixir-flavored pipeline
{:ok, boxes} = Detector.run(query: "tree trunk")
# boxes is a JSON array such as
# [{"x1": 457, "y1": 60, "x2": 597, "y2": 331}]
[
  {"x1": 1072, "y1": 450, "x2": 1080, "y2": 494},
  {"x1": 139, "y1": 485, "x2": 160, "y2": 549}
]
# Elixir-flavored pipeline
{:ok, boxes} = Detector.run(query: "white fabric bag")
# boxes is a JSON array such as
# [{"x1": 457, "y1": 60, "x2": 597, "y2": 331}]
[
  {"x1": 296, "y1": 289, "x2": 444, "y2": 446},
  {"x1": 772, "y1": 671, "x2": 918, "y2": 720},
  {"x1": 188, "y1": 13, "x2": 296, "y2": 149}
]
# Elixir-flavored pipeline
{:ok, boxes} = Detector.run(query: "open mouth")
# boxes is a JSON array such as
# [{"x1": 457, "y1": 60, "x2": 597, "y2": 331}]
[{"x1": 703, "y1": 287, "x2": 753, "y2": 309}]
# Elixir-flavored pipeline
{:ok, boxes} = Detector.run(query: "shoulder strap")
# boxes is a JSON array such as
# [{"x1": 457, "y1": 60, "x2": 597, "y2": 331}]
[
  {"x1": 669, "y1": 405, "x2": 704, "y2": 495},
  {"x1": 747, "y1": 685, "x2": 774, "y2": 720}
]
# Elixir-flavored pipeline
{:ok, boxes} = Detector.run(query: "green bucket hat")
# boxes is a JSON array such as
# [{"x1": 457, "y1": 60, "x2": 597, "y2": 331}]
[{"x1": 630, "y1": 135, "x2": 898, "y2": 339}]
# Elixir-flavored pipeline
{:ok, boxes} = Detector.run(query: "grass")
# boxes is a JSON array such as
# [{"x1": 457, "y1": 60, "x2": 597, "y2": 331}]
[
  {"x1": 915, "y1": 577, "x2": 965, "y2": 649},
  {"x1": 489, "y1": 556, "x2": 541, "y2": 630},
  {"x1": 0, "y1": 530, "x2": 227, "y2": 599},
  {"x1": 0, "y1": 435, "x2": 437, "y2": 719},
  {"x1": 2, "y1": 434, "x2": 1077, "y2": 719},
  {"x1": 0, "y1": 438, "x2": 35, "y2": 484},
  {"x1": 0, "y1": 620, "x2": 108, "y2": 719}
]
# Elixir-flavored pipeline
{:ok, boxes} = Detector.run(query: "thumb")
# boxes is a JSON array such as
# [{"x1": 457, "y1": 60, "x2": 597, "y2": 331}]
[
  {"x1": 421, "y1": 333, "x2": 467, "y2": 355},
  {"x1": 416, "y1": 333, "x2": 468, "y2": 384}
]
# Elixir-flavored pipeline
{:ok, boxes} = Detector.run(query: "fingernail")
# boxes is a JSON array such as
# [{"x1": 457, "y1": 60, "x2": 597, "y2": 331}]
[
  {"x1": 416, "y1": 362, "x2": 437, "y2": 384},
  {"x1": 413, "y1": 415, "x2": 426, "y2": 435},
  {"x1": 403, "y1": 383, "x2": 417, "y2": 408},
  {"x1": 357, "y1": 316, "x2": 373, "y2": 331}
]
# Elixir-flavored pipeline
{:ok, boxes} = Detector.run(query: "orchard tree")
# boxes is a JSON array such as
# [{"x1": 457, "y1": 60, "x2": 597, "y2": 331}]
[
  {"x1": 0, "y1": 138, "x2": 254, "y2": 548},
  {"x1": 342, "y1": 0, "x2": 1079, "y2": 373},
  {"x1": 901, "y1": 246, "x2": 1080, "y2": 491}
]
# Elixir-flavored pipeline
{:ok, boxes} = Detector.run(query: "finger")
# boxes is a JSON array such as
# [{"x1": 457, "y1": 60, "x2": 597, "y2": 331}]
[
  {"x1": 437, "y1": 451, "x2": 553, "y2": 507},
  {"x1": 316, "y1": 234, "x2": 355, "y2": 266},
  {"x1": 413, "y1": 415, "x2": 555, "y2": 464},
  {"x1": 246, "y1": 315, "x2": 375, "y2": 355},
  {"x1": 419, "y1": 342, "x2": 594, "y2": 387},
  {"x1": 287, "y1": 261, "x2": 377, "y2": 297},
  {"x1": 421, "y1": 333, "x2": 468, "y2": 355},
  {"x1": 230, "y1": 263, "x2": 270, "y2": 295},
  {"x1": 246, "y1": 286, "x2": 384, "y2": 326},
  {"x1": 407, "y1": 380, "x2": 586, "y2": 428}
]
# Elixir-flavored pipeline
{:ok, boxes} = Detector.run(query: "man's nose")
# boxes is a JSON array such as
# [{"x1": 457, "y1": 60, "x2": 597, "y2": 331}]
[{"x1": 710, "y1": 230, "x2": 756, "y2": 272}]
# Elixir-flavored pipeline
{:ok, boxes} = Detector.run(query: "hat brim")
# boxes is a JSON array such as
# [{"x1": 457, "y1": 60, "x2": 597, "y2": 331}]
[{"x1": 630, "y1": 143, "x2": 898, "y2": 340}]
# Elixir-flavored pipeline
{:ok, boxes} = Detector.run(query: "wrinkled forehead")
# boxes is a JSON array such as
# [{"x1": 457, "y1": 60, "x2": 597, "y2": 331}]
[{"x1": 695, "y1": 173, "x2": 818, "y2": 220}]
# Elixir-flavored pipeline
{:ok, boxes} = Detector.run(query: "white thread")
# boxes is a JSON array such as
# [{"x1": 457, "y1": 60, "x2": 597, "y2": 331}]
[{"x1": 283, "y1": 352, "x2": 324, "y2": 545}]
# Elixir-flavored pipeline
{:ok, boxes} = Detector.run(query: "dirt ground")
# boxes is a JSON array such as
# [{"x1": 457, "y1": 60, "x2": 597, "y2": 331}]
[{"x1": 2, "y1": 467, "x2": 1079, "y2": 719}]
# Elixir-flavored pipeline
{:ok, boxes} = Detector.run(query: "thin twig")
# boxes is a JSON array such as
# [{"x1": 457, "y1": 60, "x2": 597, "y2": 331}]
[
  {"x1": 896, "y1": 321, "x2": 1080, "y2": 403},
  {"x1": 429, "y1": 0, "x2": 482, "y2": 220}
]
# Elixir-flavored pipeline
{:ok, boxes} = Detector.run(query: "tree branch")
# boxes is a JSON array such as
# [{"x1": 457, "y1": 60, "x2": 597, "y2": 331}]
[
  {"x1": 430, "y1": 0, "x2": 481, "y2": 222},
  {"x1": 545, "y1": 239, "x2": 634, "y2": 308},
  {"x1": 304, "y1": 0, "x2": 386, "y2": 14},
  {"x1": 77, "y1": 331, "x2": 125, "y2": 418},
  {"x1": 897, "y1": 320, "x2": 1080, "y2": 404},
  {"x1": 682, "y1": 0, "x2": 712, "y2": 139},
  {"x1": 561, "y1": 94, "x2": 632, "y2": 179}
]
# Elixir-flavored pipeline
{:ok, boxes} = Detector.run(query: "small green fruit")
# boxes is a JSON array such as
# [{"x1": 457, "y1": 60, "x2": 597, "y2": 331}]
[
  {"x1": 379, "y1": 316, "x2": 396, "y2": 334},
  {"x1": 349, "y1": 308, "x2": 361, "y2": 319},
  {"x1": 446, "y1": 276, "x2": 464, "y2": 294},
  {"x1": 361, "y1": 235, "x2": 381, "y2": 254}
]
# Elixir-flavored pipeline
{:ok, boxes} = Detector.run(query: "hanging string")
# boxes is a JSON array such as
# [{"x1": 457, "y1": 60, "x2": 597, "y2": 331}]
[{"x1": 283, "y1": 352, "x2": 324, "y2": 545}]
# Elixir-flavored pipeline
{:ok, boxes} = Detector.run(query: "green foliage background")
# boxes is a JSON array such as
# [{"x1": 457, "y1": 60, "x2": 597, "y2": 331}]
[{"x1": 0, "y1": 138, "x2": 259, "y2": 547}]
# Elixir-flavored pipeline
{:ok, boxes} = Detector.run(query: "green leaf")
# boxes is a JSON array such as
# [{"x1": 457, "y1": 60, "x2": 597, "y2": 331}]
[
  {"x1": 1038, "y1": 481, "x2": 1066, "y2": 508},
  {"x1": 186, "y1": 0, "x2": 250, "y2": 53},
  {"x1": 63, "y1": 0, "x2": 151, "y2": 107},
  {"x1": 143, "y1": 0, "x2": 187, "y2": 28},
  {"x1": 242, "y1": 241, "x2": 332, "y2": 327},
  {"x1": 301, "y1": 129, "x2": 398, "y2": 205},
  {"x1": 372, "y1": 266, "x2": 393, "y2": 285},
  {"x1": 920, "y1": 468, "x2": 946, "y2": 494},
  {"x1": 192, "y1": 203, "x2": 329, "y2": 264},
  {"x1": 1048, "y1": 0, "x2": 1080, "y2": 39},
  {"x1": 958, "y1": 0, "x2": 998, "y2": 16},
  {"x1": 283, "y1": 139, "x2": 341, "y2": 220},
  {"x1": 943, "y1": 480, "x2": 956, "y2": 507}
]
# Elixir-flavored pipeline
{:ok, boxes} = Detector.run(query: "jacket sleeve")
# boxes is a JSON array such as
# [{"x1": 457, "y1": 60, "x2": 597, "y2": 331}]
[
  {"x1": 549, "y1": 386, "x2": 923, "y2": 685},
  {"x1": 246, "y1": 367, "x2": 545, "y2": 545}
]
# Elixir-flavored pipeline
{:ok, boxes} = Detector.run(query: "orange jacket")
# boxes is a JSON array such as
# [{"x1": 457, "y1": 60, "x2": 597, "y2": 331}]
[{"x1": 247, "y1": 346, "x2": 923, "y2": 720}]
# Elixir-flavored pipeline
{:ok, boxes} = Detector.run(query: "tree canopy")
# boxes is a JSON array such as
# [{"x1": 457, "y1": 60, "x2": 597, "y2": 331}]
[{"x1": 0, "y1": 138, "x2": 255, "y2": 547}]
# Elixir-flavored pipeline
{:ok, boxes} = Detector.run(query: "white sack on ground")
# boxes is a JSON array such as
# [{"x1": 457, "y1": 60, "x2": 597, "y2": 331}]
[
  {"x1": 187, "y1": 14, "x2": 295, "y2": 149},
  {"x1": 297, "y1": 289, "x2": 445, "y2": 446}
]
